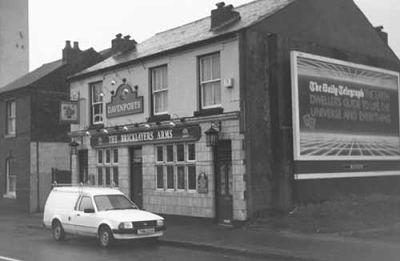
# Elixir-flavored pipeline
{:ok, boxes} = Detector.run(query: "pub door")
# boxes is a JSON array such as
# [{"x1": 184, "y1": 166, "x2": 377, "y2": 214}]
[
  {"x1": 129, "y1": 146, "x2": 143, "y2": 208},
  {"x1": 78, "y1": 150, "x2": 88, "y2": 184},
  {"x1": 215, "y1": 140, "x2": 233, "y2": 225}
]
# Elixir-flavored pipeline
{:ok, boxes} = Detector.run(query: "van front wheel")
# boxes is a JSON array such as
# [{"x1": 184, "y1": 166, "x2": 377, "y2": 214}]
[
  {"x1": 52, "y1": 220, "x2": 65, "y2": 241},
  {"x1": 98, "y1": 226, "x2": 113, "y2": 247}
]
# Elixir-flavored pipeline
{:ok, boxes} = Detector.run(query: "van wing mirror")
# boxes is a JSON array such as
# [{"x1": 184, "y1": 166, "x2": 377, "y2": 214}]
[{"x1": 84, "y1": 208, "x2": 95, "y2": 214}]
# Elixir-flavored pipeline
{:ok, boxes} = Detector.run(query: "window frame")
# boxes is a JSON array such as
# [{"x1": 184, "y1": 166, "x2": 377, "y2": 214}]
[
  {"x1": 198, "y1": 52, "x2": 221, "y2": 109},
  {"x1": 5, "y1": 99, "x2": 16, "y2": 137},
  {"x1": 89, "y1": 81, "x2": 104, "y2": 125},
  {"x1": 150, "y1": 65, "x2": 168, "y2": 116},
  {"x1": 154, "y1": 143, "x2": 196, "y2": 192},
  {"x1": 96, "y1": 148, "x2": 119, "y2": 186},
  {"x1": 4, "y1": 159, "x2": 16, "y2": 198}
]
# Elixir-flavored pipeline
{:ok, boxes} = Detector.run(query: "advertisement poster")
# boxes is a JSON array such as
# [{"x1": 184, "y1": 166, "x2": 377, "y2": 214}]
[{"x1": 291, "y1": 51, "x2": 400, "y2": 160}]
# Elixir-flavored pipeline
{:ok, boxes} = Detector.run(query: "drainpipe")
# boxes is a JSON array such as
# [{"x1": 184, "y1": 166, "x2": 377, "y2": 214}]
[{"x1": 36, "y1": 141, "x2": 40, "y2": 213}]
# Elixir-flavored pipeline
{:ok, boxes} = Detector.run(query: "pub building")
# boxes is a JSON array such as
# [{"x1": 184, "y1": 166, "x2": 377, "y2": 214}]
[{"x1": 68, "y1": 0, "x2": 400, "y2": 223}]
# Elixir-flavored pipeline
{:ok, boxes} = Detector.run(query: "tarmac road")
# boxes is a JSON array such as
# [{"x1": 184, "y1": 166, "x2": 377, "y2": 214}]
[{"x1": 0, "y1": 214, "x2": 269, "y2": 261}]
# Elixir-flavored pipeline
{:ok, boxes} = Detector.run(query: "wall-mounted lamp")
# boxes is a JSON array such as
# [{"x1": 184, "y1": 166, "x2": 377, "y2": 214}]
[
  {"x1": 85, "y1": 131, "x2": 90, "y2": 136},
  {"x1": 144, "y1": 123, "x2": 150, "y2": 129},
  {"x1": 123, "y1": 126, "x2": 128, "y2": 131},
  {"x1": 205, "y1": 126, "x2": 219, "y2": 147},
  {"x1": 103, "y1": 129, "x2": 109, "y2": 134},
  {"x1": 169, "y1": 121, "x2": 176, "y2": 127},
  {"x1": 99, "y1": 92, "x2": 105, "y2": 97},
  {"x1": 69, "y1": 140, "x2": 80, "y2": 155},
  {"x1": 111, "y1": 79, "x2": 116, "y2": 86}
]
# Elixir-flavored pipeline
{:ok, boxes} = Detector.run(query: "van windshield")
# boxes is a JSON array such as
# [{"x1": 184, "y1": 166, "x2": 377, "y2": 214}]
[{"x1": 94, "y1": 195, "x2": 138, "y2": 211}]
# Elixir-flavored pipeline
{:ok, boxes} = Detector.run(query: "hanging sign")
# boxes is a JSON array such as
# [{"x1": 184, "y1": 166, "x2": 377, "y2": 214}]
[
  {"x1": 60, "y1": 101, "x2": 79, "y2": 123},
  {"x1": 106, "y1": 83, "x2": 143, "y2": 118}
]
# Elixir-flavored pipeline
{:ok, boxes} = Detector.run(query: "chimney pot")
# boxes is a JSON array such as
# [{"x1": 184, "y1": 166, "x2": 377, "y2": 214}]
[
  {"x1": 216, "y1": 2, "x2": 225, "y2": 9},
  {"x1": 124, "y1": 35, "x2": 131, "y2": 40},
  {"x1": 116, "y1": 33, "x2": 122, "y2": 39},
  {"x1": 73, "y1": 41, "x2": 80, "y2": 50},
  {"x1": 65, "y1": 40, "x2": 72, "y2": 48},
  {"x1": 211, "y1": 2, "x2": 240, "y2": 31}
]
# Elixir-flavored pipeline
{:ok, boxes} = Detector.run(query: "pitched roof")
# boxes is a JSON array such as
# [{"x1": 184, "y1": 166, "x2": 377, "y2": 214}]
[
  {"x1": 0, "y1": 59, "x2": 63, "y2": 94},
  {"x1": 74, "y1": 0, "x2": 295, "y2": 78}
]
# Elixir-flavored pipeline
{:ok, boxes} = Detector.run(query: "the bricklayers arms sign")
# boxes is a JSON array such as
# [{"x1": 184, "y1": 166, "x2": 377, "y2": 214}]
[{"x1": 106, "y1": 83, "x2": 143, "y2": 118}]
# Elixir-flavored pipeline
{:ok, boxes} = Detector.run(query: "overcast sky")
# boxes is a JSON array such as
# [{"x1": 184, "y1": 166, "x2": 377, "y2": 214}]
[{"x1": 28, "y1": 0, "x2": 400, "y2": 71}]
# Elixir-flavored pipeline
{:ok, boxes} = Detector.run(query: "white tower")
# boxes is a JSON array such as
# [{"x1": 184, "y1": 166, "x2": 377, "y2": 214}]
[{"x1": 0, "y1": 0, "x2": 29, "y2": 88}]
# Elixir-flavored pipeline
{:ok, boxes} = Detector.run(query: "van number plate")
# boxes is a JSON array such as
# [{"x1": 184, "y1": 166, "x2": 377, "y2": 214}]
[{"x1": 137, "y1": 228, "x2": 155, "y2": 235}]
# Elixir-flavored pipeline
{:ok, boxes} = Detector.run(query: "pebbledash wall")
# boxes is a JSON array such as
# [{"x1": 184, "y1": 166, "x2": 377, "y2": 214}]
[{"x1": 70, "y1": 38, "x2": 247, "y2": 221}]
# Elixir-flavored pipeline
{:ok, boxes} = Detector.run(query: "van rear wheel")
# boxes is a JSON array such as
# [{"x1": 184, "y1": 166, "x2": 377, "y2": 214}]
[
  {"x1": 52, "y1": 220, "x2": 65, "y2": 241},
  {"x1": 98, "y1": 226, "x2": 113, "y2": 247}
]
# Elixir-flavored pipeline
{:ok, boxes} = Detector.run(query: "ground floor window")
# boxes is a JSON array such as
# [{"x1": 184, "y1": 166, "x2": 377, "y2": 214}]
[
  {"x1": 96, "y1": 148, "x2": 119, "y2": 186},
  {"x1": 4, "y1": 159, "x2": 16, "y2": 198},
  {"x1": 155, "y1": 143, "x2": 196, "y2": 191}
]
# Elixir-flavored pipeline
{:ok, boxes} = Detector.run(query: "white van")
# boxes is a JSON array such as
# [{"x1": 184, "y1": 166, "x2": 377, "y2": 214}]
[{"x1": 43, "y1": 186, "x2": 165, "y2": 247}]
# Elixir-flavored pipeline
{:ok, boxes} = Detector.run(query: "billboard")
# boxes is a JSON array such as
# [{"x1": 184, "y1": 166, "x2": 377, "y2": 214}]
[{"x1": 291, "y1": 51, "x2": 400, "y2": 161}]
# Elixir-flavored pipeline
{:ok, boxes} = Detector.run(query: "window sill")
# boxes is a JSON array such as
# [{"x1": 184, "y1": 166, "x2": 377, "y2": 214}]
[
  {"x1": 4, "y1": 134, "x2": 16, "y2": 139},
  {"x1": 3, "y1": 193, "x2": 16, "y2": 199},
  {"x1": 147, "y1": 114, "x2": 171, "y2": 122},
  {"x1": 193, "y1": 107, "x2": 223, "y2": 117},
  {"x1": 88, "y1": 124, "x2": 104, "y2": 130}
]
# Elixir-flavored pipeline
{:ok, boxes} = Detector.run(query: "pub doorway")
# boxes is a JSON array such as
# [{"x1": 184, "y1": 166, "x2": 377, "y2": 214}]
[{"x1": 129, "y1": 146, "x2": 143, "y2": 208}]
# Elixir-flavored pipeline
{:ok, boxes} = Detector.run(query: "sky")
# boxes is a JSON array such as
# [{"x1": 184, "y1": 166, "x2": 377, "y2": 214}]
[{"x1": 28, "y1": 0, "x2": 400, "y2": 71}]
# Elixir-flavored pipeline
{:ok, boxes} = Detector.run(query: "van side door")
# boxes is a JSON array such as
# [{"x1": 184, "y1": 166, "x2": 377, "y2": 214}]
[{"x1": 71, "y1": 196, "x2": 98, "y2": 236}]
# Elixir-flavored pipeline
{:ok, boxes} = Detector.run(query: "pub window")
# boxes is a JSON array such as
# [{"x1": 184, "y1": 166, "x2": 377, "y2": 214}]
[
  {"x1": 105, "y1": 149, "x2": 111, "y2": 164},
  {"x1": 188, "y1": 143, "x2": 195, "y2": 161},
  {"x1": 155, "y1": 143, "x2": 196, "y2": 192},
  {"x1": 6, "y1": 100, "x2": 16, "y2": 136},
  {"x1": 113, "y1": 167, "x2": 119, "y2": 186},
  {"x1": 177, "y1": 144, "x2": 184, "y2": 162},
  {"x1": 96, "y1": 149, "x2": 119, "y2": 186},
  {"x1": 167, "y1": 166, "x2": 174, "y2": 189},
  {"x1": 97, "y1": 150, "x2": 103, "y2": 164},
  {"x1": 156, "y1": 146, "x2": 163, "y2": 162},
  {"x1": 166, "y1": 145, "x2": 174, "y2": 162},
  {"x1": 113, "y1": 149, "x2": 118, "y2": 163},
  {"x1": 156, "y1": 166, "x2": 164, "y2": 189},
  {"x1": 188, "y1": 165, "x2": 196, "y2": 190},
  {"x1": 151, "y1": 65, "x2": 168, "y2": 115},
  {"x1": 199, "y1": 53, "x2": 221, "y2": 109},
  {"x1": 177, "y1": 166, "x2": 185, "y2": 190},
  {"x1": 90, "y1": 81, "x2": 103, "y2": 125},
  {"x1": 97, "y1": 168, "x2": 103, "y2": 185}
]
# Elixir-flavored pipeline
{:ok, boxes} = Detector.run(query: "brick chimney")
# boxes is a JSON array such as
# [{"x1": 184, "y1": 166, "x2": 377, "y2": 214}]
[
  {"x1": 210, "y1": 2, "x2": 241, "y2": 31},
  {"x1": 62, "y1": 40, "x2": 82, "y2": 64},
  {"x1": 374, "y1": 26, "x2": 388, "y2": 44},
  {"x1": 112, "y1": 33, "x2": 137, "y2": 53}
]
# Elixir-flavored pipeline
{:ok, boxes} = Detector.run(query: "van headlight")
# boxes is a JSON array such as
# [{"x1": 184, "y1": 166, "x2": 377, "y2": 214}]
[
  {"x1": 156, "y1": 220, "x2": 164, "y2": 227},
  {"x1": 118, "y1": 222, "x2": 133, "y2": 229}
]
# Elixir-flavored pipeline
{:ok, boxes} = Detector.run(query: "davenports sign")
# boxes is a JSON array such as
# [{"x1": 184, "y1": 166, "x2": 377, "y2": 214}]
[
  {"x1": 291, "y1": 51, "x2": 400, "y2": 161},
  {"x1": 106, "y1": 83, "x2": 143, "y2": 118},
  {"x1": 90, "y1": 125, "x2": 202, "y2": 147}
]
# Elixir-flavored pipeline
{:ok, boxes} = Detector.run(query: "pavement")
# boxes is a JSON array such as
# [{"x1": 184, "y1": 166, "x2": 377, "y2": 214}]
[{"x1": 4, "y1": 211, "x2": 400, "y2": 261}]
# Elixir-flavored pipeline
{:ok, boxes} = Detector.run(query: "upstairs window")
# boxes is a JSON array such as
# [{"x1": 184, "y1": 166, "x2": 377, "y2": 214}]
[
  {"x1": 6, "y1": 100, "x2": 16, "y2": 136},
  {"x1": 90, "y1": 82, "x2": 103, "y2": 124},
  {"x1": 199, "y1": 53, "x2": 221, "y2": 108},
  {"x1": 151, "y1": 65, "x2": 168, "y2": 115}
]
